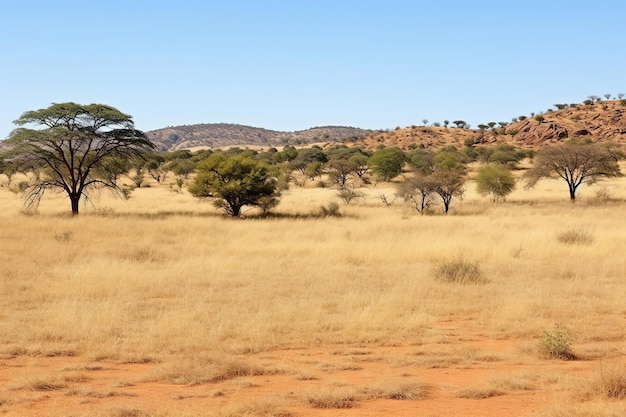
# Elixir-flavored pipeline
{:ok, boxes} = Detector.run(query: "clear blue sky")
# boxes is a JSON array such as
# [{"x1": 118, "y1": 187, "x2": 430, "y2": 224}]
[{"x1": 1, "y1": 0, "x2": 624, "y2": 138}]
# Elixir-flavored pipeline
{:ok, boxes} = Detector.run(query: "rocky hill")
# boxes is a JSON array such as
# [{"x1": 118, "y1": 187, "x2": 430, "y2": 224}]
[
  {"x1": 145, "y1": 99, "x2": 626, "y2": 152},
  {"x1": 146, "y1": 124, "x2": 373, "y2": 151},
  {"x1": 353, "y1": 99, "x2": 626, "y2": 151},
  {"x1": 505, "y1": 99, "x2": 626, "y2": 147}
]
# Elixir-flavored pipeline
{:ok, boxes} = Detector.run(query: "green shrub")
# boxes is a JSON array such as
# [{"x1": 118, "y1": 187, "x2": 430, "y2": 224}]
[
  {"x1": 319, "y1": 202, "x2": 341, "y2": 217},
  {"x1": 538, "y1": 324, "x2": 576, "y2": 360}
]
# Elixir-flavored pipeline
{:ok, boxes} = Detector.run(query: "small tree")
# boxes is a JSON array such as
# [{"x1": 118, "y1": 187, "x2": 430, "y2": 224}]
[
  {"x1": 475, "y1": 164, "x2": 516, "y2": 202},
  {"x1": 396, "y1": 174, "x2": 435, "y2": 215},
  {"x1": 368, "y1": 147, "x2": 406, "y2": 182},
  {"x1": 144, "y1": 154, "x2": 169, "y2": 183},
  {"x1": 327, "y1": 159, "x2": 357, "y2": 190},
  {"x1": 3, "y1": 102, "x2": 154, "y2": 214},
  {"x1": 524, "y1": 142, "x2": 621, "y2": 201},
  {"x1": 189, "y1": 153, "x2": 280, "y2": 217},
  {"x1": 431, "y1": 169, "x2": 465, "y2": 214},
  {"x1": 0, "y1": 158, "x2": 21, "y2": 188},
  {"x1": 304, "y1": 160, "x2": 324, "y2": 181},
  {"x1": 349, "y1": 154, "x2": 370, "y2": 182}
]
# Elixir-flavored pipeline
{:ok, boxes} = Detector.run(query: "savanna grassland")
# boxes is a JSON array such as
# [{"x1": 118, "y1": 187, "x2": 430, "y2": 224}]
[{"x1": 0, "y1": 169, "x2": 625, "y2": 417}]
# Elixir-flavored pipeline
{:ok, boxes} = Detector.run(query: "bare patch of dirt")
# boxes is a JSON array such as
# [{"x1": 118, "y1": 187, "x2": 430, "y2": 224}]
[{"x1": 0, "y1": 322, "x2": 623, "y2": 416}]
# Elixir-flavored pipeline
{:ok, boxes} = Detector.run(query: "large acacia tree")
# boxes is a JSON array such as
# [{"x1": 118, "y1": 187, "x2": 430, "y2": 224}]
[
  {"x1": 4, "y1": 102, "x2": 154, "y2": 214},
  {"x1": 524, "y1": 142, "x2": 621, "y2": 201}
]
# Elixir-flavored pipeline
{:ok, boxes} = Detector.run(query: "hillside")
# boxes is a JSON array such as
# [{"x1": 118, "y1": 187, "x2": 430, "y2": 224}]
[
  {"x1": 146, "y1": 124, "x2": 373, "y2": 151},
  {"x1": 353, "y1": 99, "x2": 626, "y2": 151},
  {"x1": 506, "y1": 99, "x2": 626, "y2": 147},
  {"x1": 145, "y1": 100, "x2": 626, "y2": 152}
]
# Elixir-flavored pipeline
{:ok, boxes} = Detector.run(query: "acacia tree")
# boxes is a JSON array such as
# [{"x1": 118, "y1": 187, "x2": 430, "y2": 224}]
[
  {"x1": 431, "y1": 169, "x2": 465, "y2": 214},
  {"x1": 396, "y1": 174, "x2": 436, "y2": 214},
  {"x1": 189, "y1": 152, "x2": 280, "y2": 217},
  {"x1": 398, "y1": 148, "x2": 466, "y2": 214},
  {"x1": 327, "y1": 158, "x2": 357, "y2": 190},
  {"x1": 524, "y1": 142, "x2": 621, "y2": 201},
  {"x1": 4, "y1": 103, "x2": 154, "y2": 214}
]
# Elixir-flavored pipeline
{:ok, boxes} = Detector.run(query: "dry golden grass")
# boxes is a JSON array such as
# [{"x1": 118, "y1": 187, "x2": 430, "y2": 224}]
[{"x1": 0, "y1": 168, "x2": 625, "y2": 416}]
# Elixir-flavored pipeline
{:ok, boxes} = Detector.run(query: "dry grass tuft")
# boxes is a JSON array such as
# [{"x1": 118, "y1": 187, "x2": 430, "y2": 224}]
[
  {"x1": 487, "y1": 373, "x2": 539, "y2": 392},
  {"x1": 11, "y1": 374, "x2": 76, "y2": 392},
  {"x1": 576, "y1": 363, "x2": 626, "y2": 400},
  {"x1": 455, "y1": 387, "x2": 505, "y2": 399},
  {"x1": 107, "y1": 408, "x2": 155, "y2": 417},
  {"x1": 433, "y1": 257, "x2": 485, "y2": 284},
  {"x1": 147, "y1": 355, "x2": 285, "y2": 385},
  {"x1": 556, "y1": 228, "x2": 594, "y2": 245},
  {"x1": 361, "y1": 381, "x2": 426, "y2": 400},
  {"x1": 543, "y1": 403, "x2": 626, "y2": 417},
  {"x1": 306, "y1": 388, "x2": 358, "y2": 409},
  {"x1": 212, "y1": 399, "x2": 292, "y2": 417}
]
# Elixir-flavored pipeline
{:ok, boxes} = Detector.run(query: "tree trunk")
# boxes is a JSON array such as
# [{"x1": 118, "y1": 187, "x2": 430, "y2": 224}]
[
  {"x1": 70, "y1": 194, "x2": 80, "y2": 215},
  {"x1": 443, "y1": 198, "x2": 450, "y2": 214},
  {"x1": 568, "y1": 184, "x2": 577, "y2": 201}
]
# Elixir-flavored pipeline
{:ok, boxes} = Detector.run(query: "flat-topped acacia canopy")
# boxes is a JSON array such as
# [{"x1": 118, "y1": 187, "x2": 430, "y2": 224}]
[{"x1": 5, "y1": 102, "x2": 155, "y2": 214}]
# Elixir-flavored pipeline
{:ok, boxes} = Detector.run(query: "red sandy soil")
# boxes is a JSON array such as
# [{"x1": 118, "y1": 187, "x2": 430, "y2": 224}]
[{"x1": 1, "y1": 321, "x2": 623, "y2": 416}]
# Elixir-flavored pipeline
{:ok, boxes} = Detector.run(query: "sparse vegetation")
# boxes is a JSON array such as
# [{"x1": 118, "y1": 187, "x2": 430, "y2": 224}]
[
  {"x1": 538, "y1": 325, "x2": 576, "y2": 360},
  {"x1": 433, "y1": 257, "x2": 485, "y2": 284},
  {"x1": 0, "y1": 97, "x2": 626, "y2": 416}
]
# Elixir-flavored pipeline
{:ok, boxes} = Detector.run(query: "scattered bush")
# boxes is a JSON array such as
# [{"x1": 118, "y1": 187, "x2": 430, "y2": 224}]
[
  {"x1": 433, "y1": 257, "x2": 485, "y2": 284},
  {"x1": 318, "y1": 202, "x2": 341, "y2": 217},
  {"x1": 556, "y1": 229, "x2": 594, "y2": 245},
  {"x1": 594, "y1": 186, "x2": 614, "y2": 202},
  {"x1": 538, "y1": 324, "x2": 576, "y2": 360},
  {"x1": 337, "y1": 188, "x2": 363, "y2": 204}
]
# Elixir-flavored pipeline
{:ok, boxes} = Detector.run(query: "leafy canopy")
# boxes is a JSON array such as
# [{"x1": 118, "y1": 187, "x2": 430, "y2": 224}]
[
  {"x1": 524, "y1": 142, "x2": 621, "y2": 201},
  {"x1": 189, "y1": 152, "x2": 280, "y2": 217},
  {"x1": 368, "y1": 147, "x2": 406, "y2": 181},
  {"x1": 4, "y1": 102, "x2": 154, "y2": 214},
  {"x1": 475, "y1": 164, "x2": 516, "y2": 202}
]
